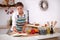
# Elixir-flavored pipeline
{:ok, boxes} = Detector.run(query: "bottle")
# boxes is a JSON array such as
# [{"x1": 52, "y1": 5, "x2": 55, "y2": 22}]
[
  {"x1": 45, "y1": 24, "x2": 50, "y2": 34},
  {"x1": 47, "y1": 27, "x2": 50, "y2": 34},
  {"x1": 50, "y1": 25, "x2": 54, "y2": 34},
  {"x1": 9, "y1": 16, "x2": 12, "y2": 26},
  {"x1": 27, "y1": 10, "x2": 29, "y2": 24}
]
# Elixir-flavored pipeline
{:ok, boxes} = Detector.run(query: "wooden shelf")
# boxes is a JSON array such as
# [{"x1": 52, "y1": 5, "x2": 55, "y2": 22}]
[{"x1": 0, "y1": 4, "x2": 15, "y2": 7}]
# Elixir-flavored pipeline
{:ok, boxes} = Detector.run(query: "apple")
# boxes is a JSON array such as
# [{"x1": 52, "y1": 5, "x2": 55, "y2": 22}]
[{"x1": 30, "y1": 29, "x2": 35, "y2": 34}]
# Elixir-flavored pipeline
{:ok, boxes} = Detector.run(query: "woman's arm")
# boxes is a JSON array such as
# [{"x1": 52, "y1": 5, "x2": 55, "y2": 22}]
[
  {"x1": 22, "y1": 21, "x2": 28, "y2": 32},
  {"x1": 11, "y1": 13, "x2": 17, "y2": 32}
]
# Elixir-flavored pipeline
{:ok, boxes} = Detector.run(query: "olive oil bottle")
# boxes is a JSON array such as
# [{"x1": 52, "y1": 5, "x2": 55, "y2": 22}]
[{"x1": 45, "y1": 24, "x2": 50, "y2": 34}]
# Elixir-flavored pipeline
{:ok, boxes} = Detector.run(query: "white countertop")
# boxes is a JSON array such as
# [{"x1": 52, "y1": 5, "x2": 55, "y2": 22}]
[{"x1": 0, "y1": 33, "x2": 60, "y2": 40}]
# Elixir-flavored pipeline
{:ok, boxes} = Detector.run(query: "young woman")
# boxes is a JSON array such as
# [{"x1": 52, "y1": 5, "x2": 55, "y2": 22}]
[{"x1": 11, "y1": 2, "x2": 27, "y2": 33}]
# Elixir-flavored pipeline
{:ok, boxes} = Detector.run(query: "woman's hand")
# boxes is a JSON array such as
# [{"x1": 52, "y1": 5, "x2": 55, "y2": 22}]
[
  {"x1": 22, "y1": 22, "x2": 27, "y2": 33},
  {"x1": 13, "y1": 26, "x2": 18, "y2": 32}
]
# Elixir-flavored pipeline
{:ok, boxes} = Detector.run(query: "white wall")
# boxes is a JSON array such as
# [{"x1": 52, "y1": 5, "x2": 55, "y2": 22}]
[
  {"x1": 0, "y1": 0, "x2": 60, "y2": 28},
  {"x1": 0, "y1": 0, "x2": 3, "y2": 4},
  {"x1": 24, "y1": 0, "x2": 60, "y2": 27},
  {"x1": 0, "y1": 8, "x2": 11, "y2": 25}
]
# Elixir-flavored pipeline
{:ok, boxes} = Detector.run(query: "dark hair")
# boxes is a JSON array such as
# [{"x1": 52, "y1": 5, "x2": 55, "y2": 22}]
[{"x1": 15, "y1": 2, "x2": 24, "y2": 7}]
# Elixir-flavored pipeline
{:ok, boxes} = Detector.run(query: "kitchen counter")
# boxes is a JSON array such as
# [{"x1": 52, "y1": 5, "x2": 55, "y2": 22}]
[{"x1": 0, "y1": 33, "x2": 60, "y2": 40}]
